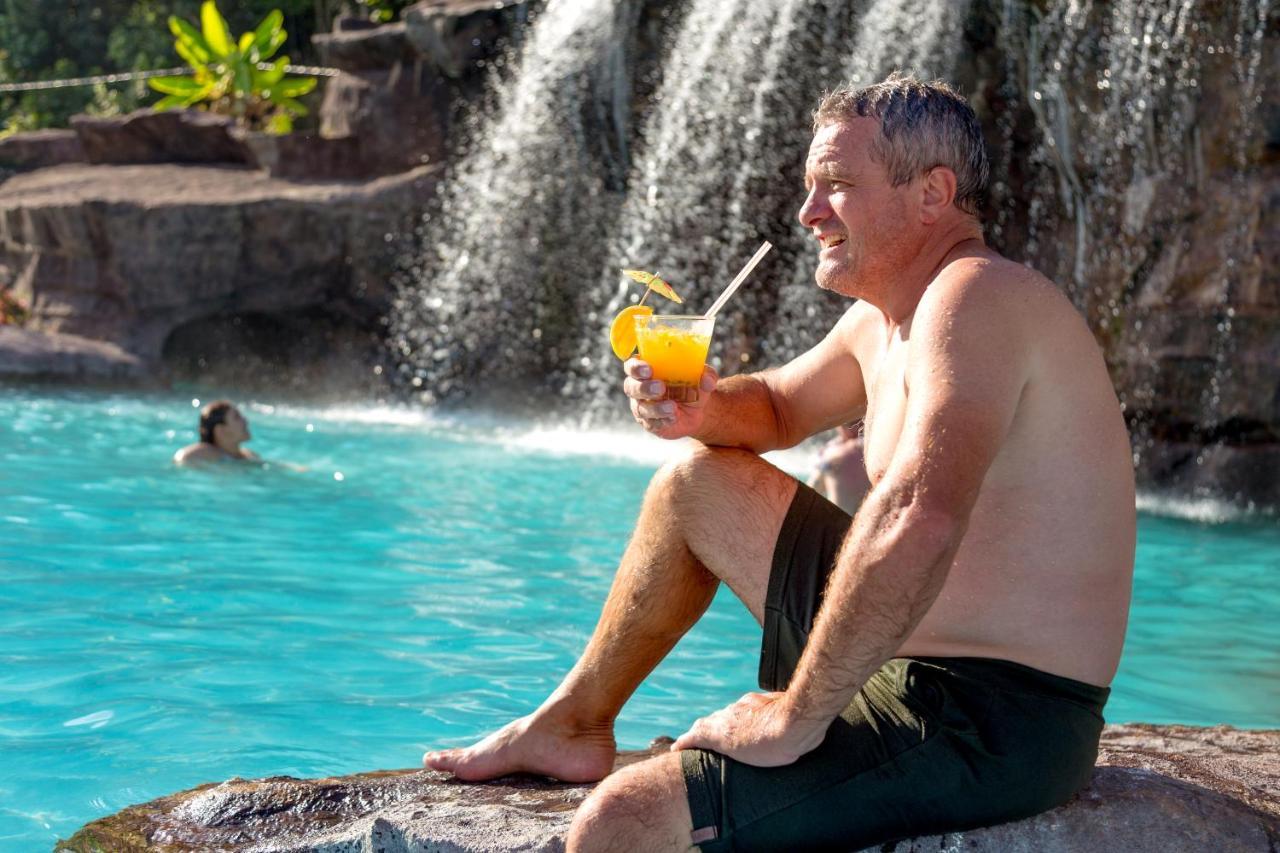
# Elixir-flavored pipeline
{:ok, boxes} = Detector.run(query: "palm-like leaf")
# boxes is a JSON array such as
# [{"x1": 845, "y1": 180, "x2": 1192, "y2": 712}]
[
  {"x1": 273, "y1": 77, "x2": 317, "y2": 99},
  {"x1": 169, "y1": 17, "x2": 212, "y2": 63},
  {"x1": 200, "y1": 0, "x2": 234, "y2": 57},
  {"x1": 253, "y1": 11, "x2": 285, "y2": 59},
  {"x1": 258, "y1": 57, "x2": 288, "y2": 86},
  {"x1": 148, "y1": 75, "x2": 206, "y2": 96}
]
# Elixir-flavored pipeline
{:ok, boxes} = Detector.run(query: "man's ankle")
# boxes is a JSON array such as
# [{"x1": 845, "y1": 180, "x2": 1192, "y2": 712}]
[{"x1": 535, "y1": 694, "x2": 617, "y2": 735}]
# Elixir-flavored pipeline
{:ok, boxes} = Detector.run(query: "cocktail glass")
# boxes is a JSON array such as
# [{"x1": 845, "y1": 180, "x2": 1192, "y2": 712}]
[{"x1": 634, "y1": 314, "x2": 715, "y2": 388}]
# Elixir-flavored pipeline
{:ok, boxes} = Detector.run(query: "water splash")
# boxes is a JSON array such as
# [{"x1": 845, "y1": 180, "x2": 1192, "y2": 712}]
[{"x1": 390, "y1": 0, "x2": 642, "y2": 403}]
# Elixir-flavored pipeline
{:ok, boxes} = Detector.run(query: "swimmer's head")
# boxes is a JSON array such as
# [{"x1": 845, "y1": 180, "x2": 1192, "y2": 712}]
[{"x1": 199, "y1": 400, "x2": 250, "y2": 447}]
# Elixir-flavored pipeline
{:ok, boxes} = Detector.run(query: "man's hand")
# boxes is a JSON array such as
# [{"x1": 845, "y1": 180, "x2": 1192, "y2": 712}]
[
  {"x1": 624, "y1": 358, "x2": 718, "y2": 439},
  {"x1": 670, "y1": 691, "x2": 826, "y2": 767}
]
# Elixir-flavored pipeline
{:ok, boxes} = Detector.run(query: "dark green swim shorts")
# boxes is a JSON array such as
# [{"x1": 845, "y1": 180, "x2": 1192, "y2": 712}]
[{"x1": 681, "y1": 483, "x2": 1110, "y2": 852}]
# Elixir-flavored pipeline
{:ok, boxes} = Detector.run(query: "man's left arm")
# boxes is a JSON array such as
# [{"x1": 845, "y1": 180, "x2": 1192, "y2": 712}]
[{"x1": 673, "y1": 269, "x2": 1033, "y2": 764}]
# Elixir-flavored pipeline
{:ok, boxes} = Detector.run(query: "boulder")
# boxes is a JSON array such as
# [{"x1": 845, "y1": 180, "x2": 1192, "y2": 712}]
[
  {"x1": 71, "y1": 109, "x2": 252, "y2": 166},
  {"x1": 317, "y1": 68, "x2": 449, "y2": 175},
  {"x1": 403, "y1": 0, "x2": 526, "y2": 79},
  {"x1": 56, "y1": 725, "x2": 1280, "y2": 852},
  {"x1": 0, "y1": 129, "x2": 86, "y2": 172},
  {"x1": 313, "y1": 21, "x2": 420, "y2": 72},
  {"x1": 0, "y1": 162, "x2": 438, "y2": 386},
  {"x1": 236, "y1": 130, "x2": 377, "y2": 181},
  {"x1": 0, "y1": 325, "x2": 147, "y2": 383}
]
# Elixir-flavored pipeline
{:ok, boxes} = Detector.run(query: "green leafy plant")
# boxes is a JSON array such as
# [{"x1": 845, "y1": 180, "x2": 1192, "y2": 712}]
[{"x1": 147, "y1": 0, "x2": 317, "y2": 134}]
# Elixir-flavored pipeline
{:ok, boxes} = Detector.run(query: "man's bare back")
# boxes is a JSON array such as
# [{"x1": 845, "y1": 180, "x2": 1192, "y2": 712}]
[{"x1": 846, "y1": 249, "x2": 1135, "y2": 686}]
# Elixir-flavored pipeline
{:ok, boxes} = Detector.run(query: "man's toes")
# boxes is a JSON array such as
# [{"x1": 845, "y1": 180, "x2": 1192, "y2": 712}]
[{"x1": 423, "y1": 748, "x2": 462, "y2": 770}]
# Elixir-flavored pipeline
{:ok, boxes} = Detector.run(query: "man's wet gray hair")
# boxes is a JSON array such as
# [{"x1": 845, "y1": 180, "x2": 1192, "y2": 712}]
[{"x1": 813, "y1": 72, "x2": 989, "y2": 217}]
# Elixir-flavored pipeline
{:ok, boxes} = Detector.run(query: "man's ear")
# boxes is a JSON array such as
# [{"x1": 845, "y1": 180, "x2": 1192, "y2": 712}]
[{"x1": 919, "y1": 166, "x2": 958, "y2": 224}]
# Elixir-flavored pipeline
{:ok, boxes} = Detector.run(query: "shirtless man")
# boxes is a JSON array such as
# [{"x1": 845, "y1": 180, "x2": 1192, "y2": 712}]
[
  {"x1": 425, "y1": 74, "x2": 1136, "y2": 852},
  {"x1": 172, "y1": 400, "x2": 261, "y2": 466}
]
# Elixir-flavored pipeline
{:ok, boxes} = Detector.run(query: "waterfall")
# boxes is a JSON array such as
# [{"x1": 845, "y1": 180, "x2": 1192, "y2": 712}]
[
  {"x1": 392, "y1": 0, "x2": 977, "y2": 410},
  {"x1": 388, "y1": 0, "x2": 1276, "y2": 506},
  {"x1": 389, "y1": 0, "x2": 641, "y2": 404},
  {"x1": 990, "y1": 0, "x2": 1273, "y2": 496}
]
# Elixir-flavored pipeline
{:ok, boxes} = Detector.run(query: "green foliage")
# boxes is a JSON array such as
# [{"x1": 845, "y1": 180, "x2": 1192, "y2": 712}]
[
  {"x1": 0, "y1": 1, "x2": 330, "y2": 132},
  {"x1": 147, "y1": 0, "x2": 317, "y2": 133},
  {"x1": 354, "y1": 0, "x2": 415, "y2": 24}
]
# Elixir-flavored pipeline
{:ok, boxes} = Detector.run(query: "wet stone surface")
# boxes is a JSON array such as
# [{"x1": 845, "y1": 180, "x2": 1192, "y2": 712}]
[{"x1": 57, "y1": 726, "x2": 1280, "y2": 853}]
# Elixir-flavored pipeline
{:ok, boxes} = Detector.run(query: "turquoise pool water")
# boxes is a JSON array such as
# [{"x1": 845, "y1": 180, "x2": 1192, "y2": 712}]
[{"x1": 2, "y1": 389, "x2": 1278, "y2": 850}]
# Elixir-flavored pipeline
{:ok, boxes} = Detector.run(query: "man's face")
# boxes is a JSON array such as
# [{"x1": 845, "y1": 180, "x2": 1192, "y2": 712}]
[
  {"x1": 218, "y1": 407, "x2": 251, "y2": 445},
  {"x1": 797, "y1": 118, "x2": 914, "y2": 297}
]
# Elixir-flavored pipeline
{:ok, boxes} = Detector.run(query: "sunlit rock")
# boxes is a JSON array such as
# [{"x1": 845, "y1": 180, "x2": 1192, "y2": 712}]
[{"x1": 57, "y1": 726, "x2": 1280, "y2": 852}]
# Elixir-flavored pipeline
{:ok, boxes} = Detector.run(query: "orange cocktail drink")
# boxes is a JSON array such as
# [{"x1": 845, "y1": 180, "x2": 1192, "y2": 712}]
[{"x1": 634, "y1": 315, "x2": 715, "y2": 387}]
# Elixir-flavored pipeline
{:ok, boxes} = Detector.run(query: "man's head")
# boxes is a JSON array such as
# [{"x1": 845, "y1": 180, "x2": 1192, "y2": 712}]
[
  {"x1": 199, "y1": 400, "x2": 250, "y2": 449},
  {"x1": 799, "y1": 73, "x2": 989, "y2": 298}
]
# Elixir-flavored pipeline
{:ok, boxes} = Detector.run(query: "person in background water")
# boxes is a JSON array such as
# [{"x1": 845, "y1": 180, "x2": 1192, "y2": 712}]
[
  {"x1": 807, "y1": 422, "x2": 871, "y2": 515},
  {"x1": 173, "y1": 400, "x2": 261, "y2": 466}
]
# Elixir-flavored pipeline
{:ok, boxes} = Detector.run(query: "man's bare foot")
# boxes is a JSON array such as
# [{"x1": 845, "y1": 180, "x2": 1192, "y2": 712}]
[{"x1": 422, "y1": 712, "x2": 617, "y2": 783}]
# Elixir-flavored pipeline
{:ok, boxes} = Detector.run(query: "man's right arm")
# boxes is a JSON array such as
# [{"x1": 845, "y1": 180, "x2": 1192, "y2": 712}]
[{"x1": 625, "y1": 304, "x2": 871, "y2": 453}]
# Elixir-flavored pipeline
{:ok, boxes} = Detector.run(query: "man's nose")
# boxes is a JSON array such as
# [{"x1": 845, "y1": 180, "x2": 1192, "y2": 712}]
[{"x1": 797, "y1": 187, "x2": 828, "y2": 228}]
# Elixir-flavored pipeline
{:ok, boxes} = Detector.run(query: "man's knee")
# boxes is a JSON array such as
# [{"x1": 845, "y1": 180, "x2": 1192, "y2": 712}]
[
  {"x1": 653, "y1": 444, "x2": 760, "y2": 510},
  {"x1": 568, "y1": 756, "x2": 693, "y2": 853}
]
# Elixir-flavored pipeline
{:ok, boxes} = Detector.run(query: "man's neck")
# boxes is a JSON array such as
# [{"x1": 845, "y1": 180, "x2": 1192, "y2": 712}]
[
  {"x1": 875, "y1": 221, "x2": 985, "y2": 326},
  {"x1": 209, "y1": 440, "x2": 243, "y2": 458}
]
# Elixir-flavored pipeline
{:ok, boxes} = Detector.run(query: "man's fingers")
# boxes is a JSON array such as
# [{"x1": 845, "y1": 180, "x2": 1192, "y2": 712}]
[
  {"x1": 624, "y1": 376, "x2": 667, "y2": 400},
  {"x1": 635, "y1": 399, "x2": 676, "y2": 420},
  {"x1": 672, "y1": 716, "x2": 721, "y2": 753},
  {"x1": 624, "y1": 358, "x2": 653, "y2": 379}
]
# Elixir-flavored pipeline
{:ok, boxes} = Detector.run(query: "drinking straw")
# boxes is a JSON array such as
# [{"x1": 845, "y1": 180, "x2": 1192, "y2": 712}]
[{"x1": 704, "y1": 241, "x2": 773, "y2": 319}]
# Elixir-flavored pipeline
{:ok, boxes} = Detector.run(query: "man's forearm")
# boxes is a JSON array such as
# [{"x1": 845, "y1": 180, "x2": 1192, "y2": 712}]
[
  {"x1": 782, "y1": 484, "x2": 965, "y2": 735},
  {"x1": 692, "y1": 373, "x2": 791, "y2": 453}
]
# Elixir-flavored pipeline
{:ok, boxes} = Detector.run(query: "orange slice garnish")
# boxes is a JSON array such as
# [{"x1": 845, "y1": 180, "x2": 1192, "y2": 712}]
[
  {"x1": 622, "y1": 269, "x2": 683, "y2": 304},
  {"x1": 609, "y1": 304, "x2": 654, "y2": 360}
]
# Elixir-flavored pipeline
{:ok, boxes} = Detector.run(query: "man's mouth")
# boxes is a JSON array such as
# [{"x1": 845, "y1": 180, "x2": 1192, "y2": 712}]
[{"x1": 819, "y1": 235, "x2": 845, "y2": 249}]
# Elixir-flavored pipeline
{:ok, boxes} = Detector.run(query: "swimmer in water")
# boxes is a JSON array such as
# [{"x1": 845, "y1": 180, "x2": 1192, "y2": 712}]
[{"x1": 172, "y1": 400, "x2": 260, "y2": 466}]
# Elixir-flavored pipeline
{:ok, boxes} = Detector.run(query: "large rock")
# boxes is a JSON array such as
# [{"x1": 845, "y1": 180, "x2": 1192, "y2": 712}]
[
  {"x1": 71, "y1": 109, "x2": 252, "y2": 166},
  {"x1": 959, "y1": 0, "x2": 1280, "y2": 505},
  {"x1": 313, "y1": 21, "x2": 420, "y2": 72},
  {"x1": 403, "y1": 0, "x2": 527, "y2": 79},
  {"x1": 0, "y1": 129, "x2": 86, "y2": 173},
  {"x1": 56, "y1": 725, "x2": 1280, "y2": 852},
  {"x1": 0, "y1": 325, "x2": 146, "y2": 383},
  {"x1": 0, "y1": 163, "x2": 437, "y2": 385}
]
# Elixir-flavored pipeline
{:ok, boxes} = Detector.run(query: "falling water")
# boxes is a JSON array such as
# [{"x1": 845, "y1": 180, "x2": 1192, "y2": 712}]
[
  {"x1": 392, "y1": 0, "x2": 977, "y2": 410},
  {"x1": 390, "y1": 0, "x2": 1275, "y2": 503},
  {"x1": 389, "y1": 0, "x2": 641, "y2": 404},
  {"x1": 990, "y1": 0, "x2": 1273, "y2": 494}
]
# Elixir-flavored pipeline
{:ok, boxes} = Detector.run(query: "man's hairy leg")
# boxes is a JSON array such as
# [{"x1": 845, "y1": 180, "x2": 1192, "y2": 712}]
[
  {"x1": 568, "y1": 752, "x2": 695, "y2": 853},
  {"x1": 423, "y1": 446, "x2": 797, "y2": 783}
]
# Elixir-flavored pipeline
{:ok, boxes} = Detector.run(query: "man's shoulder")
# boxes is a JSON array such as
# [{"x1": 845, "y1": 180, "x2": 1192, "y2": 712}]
[
  {"x1": 173, "y1": 443, "x2": 221, "y2": 465},
  {"x1": 921, "y1": 251, "x2": 1065, "y2": 330}
]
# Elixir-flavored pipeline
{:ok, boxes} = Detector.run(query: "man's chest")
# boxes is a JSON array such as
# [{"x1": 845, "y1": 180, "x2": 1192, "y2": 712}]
[{"x1": 859, "y1": 336, "x2": 910, "y2": 486}]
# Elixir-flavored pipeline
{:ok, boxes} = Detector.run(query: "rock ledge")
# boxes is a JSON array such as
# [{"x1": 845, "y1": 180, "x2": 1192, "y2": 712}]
[{"x1": 57, "y1": 724, "x2": 1280, "y2": 853}]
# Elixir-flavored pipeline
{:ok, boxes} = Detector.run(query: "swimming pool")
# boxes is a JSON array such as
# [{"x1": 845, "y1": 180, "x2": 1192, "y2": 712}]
[{"x1": 2, "y1": 388, "x2": 1277, "y2": 850}]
